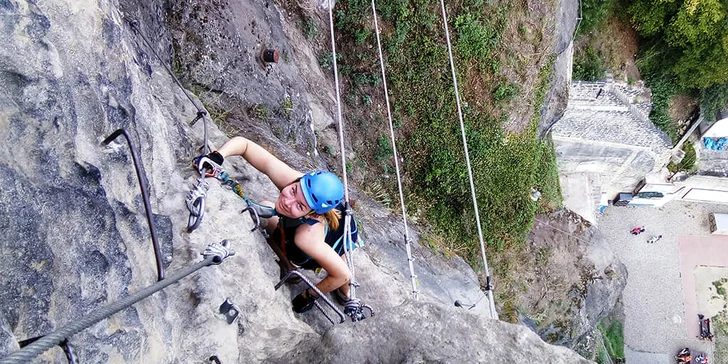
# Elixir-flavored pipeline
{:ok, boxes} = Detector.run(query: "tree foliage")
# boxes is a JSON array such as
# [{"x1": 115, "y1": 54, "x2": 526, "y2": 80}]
[
  {"x1": 628, "y1": 0, "x2": 728, "y2": 89},
  {"x1": 577, "y1": 0, "x2": 617, "y2": 37},
  {"x1": 701, "y1": 83, "x2": 728, "y2": 123}
]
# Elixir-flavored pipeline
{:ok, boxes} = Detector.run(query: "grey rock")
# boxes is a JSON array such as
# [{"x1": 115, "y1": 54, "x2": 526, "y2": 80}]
[
  {"x1": 274, "y1": 301, "x2": 593, "y2": 364},
  {"x1": 0, "y1": 0, "x2": 593, "y2": 362}
]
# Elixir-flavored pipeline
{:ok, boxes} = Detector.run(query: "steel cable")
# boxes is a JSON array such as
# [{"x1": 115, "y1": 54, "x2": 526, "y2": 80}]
[
  {"x1": 438, "y1": 0, "x2": 497, "y2": 319},
  {"x1": 369, "y1": 0, "x2": 418, "y2": 298},
  {"x1": 1, "y1": 257, "x2": 217, "y2": 363}
]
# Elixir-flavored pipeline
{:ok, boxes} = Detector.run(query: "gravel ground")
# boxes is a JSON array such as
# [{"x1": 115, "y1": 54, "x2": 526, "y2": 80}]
[{"x1": 594, "y1": 201, "x2": 727, "y2": 364}]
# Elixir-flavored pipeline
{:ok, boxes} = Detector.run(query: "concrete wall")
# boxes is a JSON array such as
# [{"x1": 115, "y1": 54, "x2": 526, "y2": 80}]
[
  {"x1": 630, "y1": 175, "x2": 728, "y2": 206},
  {"x1": 553, "y1": 136, "x2": 662, "y2": 194}
]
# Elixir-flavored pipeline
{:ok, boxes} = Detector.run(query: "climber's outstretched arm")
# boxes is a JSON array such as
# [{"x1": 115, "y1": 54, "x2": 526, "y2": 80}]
[{"x1": 217, "y1": 136, "x2": 301, "y2": 190}]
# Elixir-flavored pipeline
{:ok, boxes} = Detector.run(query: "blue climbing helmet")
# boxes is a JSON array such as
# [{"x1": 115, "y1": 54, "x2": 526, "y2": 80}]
[{"x1": 299, "y1": 171, "x2": 344, "y2": 214}]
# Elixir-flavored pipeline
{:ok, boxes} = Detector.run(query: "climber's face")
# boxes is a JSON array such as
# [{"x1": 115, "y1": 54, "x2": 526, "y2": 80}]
[{"x1": 275, "y1": 182, "x2": 311, "y2": 218}]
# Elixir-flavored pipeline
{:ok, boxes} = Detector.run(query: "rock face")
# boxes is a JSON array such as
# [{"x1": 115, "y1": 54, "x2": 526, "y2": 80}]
[
  {"x1": 0, "y1": 0, "x2": 592, "y2": 363},
  {"x1": 519, "y1": 210, "x2": 627, "y2": 356}
]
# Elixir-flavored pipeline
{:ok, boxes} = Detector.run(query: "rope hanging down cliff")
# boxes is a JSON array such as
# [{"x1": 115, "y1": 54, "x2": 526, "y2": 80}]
[
  {"x1": 439, "y1": 0, "x2": 497, "y2": 319},
  {"x1": 368, "y1": 0, "x2": 419, "y2": 299},
  {"x1": 326, "y1": 0, "x2": 373, "y2": 321}
]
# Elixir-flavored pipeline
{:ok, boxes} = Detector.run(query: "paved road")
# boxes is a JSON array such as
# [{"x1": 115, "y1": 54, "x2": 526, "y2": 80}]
[{"x1": 594, "y1": 201, "x2": 728, "y2": 363}]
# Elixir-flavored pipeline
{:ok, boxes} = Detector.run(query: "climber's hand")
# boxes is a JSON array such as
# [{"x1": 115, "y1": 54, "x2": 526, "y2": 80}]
[
  {"x1": 193, "y1": 151, "x2": 224, "y2": 174},
  {"x1": 292, "y1": 289, "x2": 319, "y2": 313}
]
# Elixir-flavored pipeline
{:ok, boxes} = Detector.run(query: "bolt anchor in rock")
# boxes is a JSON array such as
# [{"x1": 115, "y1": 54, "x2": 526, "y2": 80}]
[{"x1": 261, "y1": 49, "x2": 279, "y2": 63}]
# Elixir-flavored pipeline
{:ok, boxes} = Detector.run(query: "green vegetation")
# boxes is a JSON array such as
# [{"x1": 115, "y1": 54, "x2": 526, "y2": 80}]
[
  {"x1": 599, "y1": 320, "x2": 625, "y2": 361},
  {"x1": 299, "y1": 16, "x2": 318, "y2": 39},
  {"x1": 629, "y1": 0, "x2": 728, "y2": 89},
  {"x1": 576, "y1": 0, "x2": 617, "y2": 37},
  {"x1": 493, "y1": 82, "x2": 520, "y2": 104},
  {"x1": 713, "y1": 279, "x2": 727, "y2": 297},
  {"x1": 249, "y1": 103, "x2": 269, "y2": 120},
  {"x1": 573, "y1": 46, "x2": 604, "y2": 82},
  {"x1": 702, "y1": 83, "x2": 728, "y2": 124},
  {"x1": 628, "y1": 0, "x2": 728, "y2": 135},
  {"x1": 645, "y1": 78, "x2": 681, "y2": 142},
  {"x1": 331, "y1": 0, "x2": 562, "y2": 322},
  {"x1": 374, "y1": 136, "x2": 393, "y2": 163},
  {"x1": 714, "y1": 311, "x2": 728, "y2": 363},
  {"x1": 281, "y1": 96, "x2": 294, "y2": 119},
  {"x1": 668, "y1": 141, "x2": 697, "y2": 173},
  {"x1": 453, "y1": 12, "x2": 506, "y2": 72}
]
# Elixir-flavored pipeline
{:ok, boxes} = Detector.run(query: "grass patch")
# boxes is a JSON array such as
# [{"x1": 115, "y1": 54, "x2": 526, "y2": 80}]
[
  {"x1": 299, "y1": 16, "x2": 319, "y2": 39},
  {"x1": 598, "y1": 320, "x2": 625, "y2": 361},
  {"x1": 331, "y1": 0, "x2": 561, "y2": 321},
  {"x1": 701, "y1": 83, "x2": 728, "y2": 125},
  {"x1": 248, "y1": 103, "x2": 269, "y2": 120},
  {"x1": 667, "y1": 141, "x2": 696, "y2": 173},
  {"x1": 281, "y1": 96, "x2": 294, "y2": 119},
  {"x1": 713, "y1": 279, "x2": 727, "y2": 297},
  {"x1": 573, "y1": 46, "x2": 605, "y2": 81},
  {"x1": 576, "y1": 0, "x2": 617, "y2": 37},
  {"x1": 714, "y1": 311, "x2": 728, "y2": 364}
]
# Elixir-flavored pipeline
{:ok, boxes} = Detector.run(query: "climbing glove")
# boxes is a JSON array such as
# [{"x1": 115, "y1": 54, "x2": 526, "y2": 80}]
[
  {"x1": 292, "y1": 288, "x2": 319, "y2": 313},
  {"x1": 193, "y1": 151, "x2": 224, "y2": 172}
]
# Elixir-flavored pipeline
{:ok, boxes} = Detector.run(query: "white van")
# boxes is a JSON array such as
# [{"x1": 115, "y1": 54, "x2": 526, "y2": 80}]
[{"x1": 709, "y1": 213, "x2": 728, "y2": 235}]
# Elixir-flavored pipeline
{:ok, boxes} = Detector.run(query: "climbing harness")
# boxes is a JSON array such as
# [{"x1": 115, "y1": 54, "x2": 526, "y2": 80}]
[
  {"x1": 240, "y1": 199, "x2": 372, "y2": 324},
  {"x1": 0, "y1": 241, "x2": 235, "y2": 364},
  {"x1": 439, "y1": 0, "x2": 497, "y2": 319}
]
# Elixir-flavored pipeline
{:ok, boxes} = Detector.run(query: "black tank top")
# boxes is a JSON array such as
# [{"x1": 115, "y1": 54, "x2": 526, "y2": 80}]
[{"x1": 274, "y1": 205, "x2": 358, "y2": 270}]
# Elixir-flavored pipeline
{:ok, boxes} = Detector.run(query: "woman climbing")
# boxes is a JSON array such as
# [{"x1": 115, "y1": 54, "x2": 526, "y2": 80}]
[{"x1": 195, "y1": 136, "x2": 358, "y2": 314}]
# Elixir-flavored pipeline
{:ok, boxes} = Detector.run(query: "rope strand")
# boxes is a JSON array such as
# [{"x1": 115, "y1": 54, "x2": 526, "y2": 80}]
[
  {"x1": 370, "y1": 0, "x2": 418, "y2": 298},
  {"x1": 327, "y1": 0, "x2": 357, "y2": 299},
  {"x1": 439, "y1": 0, "x2": 497, "y2": 319}
]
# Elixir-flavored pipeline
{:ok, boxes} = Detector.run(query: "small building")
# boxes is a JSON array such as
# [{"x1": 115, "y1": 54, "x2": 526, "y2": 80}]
[
  {"x1": 552, "y1": 80, "x2": 672, "y2": 223},
  {"x1": 554, "y1": 81, "x2": 728, "y2": 223}
]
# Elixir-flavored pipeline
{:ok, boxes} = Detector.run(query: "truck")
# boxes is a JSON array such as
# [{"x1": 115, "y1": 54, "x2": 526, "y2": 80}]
[{"x1": 709, "y1": 213, "x2": 728, "y2": 235}]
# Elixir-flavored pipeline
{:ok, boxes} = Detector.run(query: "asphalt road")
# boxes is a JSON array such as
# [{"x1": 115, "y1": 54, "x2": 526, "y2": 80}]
[{"x1": 594, "y1": 201, "x2": 728, "y2": 364}]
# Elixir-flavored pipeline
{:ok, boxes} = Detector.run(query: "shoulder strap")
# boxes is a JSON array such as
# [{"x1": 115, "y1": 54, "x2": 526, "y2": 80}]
[{"x1": 279, "y1": 215, "x2": 319, "y2": 229}]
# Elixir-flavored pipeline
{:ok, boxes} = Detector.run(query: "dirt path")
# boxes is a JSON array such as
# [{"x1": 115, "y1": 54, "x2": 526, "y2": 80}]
[{"x1": 594, "y1": 201, "x2": 728, "y2": 363}]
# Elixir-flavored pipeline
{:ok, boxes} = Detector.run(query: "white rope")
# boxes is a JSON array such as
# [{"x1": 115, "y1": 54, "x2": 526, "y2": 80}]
[
  {"x1": 370, "y1": 0, "x2": 418, "y2": 298},
  {"x1": 439, "y1": 0, "x2": 496, "y2": 319},
  {"x1": 327, "y1": 0, "x2": 358, "y2": 298}
]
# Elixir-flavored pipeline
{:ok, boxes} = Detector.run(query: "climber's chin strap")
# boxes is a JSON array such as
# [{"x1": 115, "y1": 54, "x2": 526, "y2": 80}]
[{"x1": 241, "y1": 200, "x2": 321, "y2": 239}]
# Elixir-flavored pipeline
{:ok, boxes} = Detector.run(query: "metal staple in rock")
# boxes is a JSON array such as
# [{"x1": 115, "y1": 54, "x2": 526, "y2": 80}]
[{"x1": 103, "y1": 129, "x2": 166, "y2": 281}]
